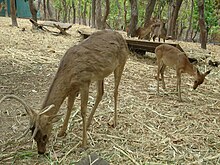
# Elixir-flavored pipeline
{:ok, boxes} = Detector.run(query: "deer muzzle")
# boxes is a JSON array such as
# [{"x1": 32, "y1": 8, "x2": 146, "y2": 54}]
[{"x1": 37, "y1": 142, "x2": 46, "y2": 154}]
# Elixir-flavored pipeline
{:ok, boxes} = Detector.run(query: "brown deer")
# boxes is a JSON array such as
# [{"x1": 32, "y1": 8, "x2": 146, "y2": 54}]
[
  {"x1": 155, "y1": 44, "x2": 211, "y2": 101},
  {"x1": 151, "y1": 20, "x2": 167, "y2": 42},
  {"x1": 136, "y1": 18, "x2": 157, "y2": 40},
  {"x1": 0, "y1": 30, "x2": 129, "y2": 154}
]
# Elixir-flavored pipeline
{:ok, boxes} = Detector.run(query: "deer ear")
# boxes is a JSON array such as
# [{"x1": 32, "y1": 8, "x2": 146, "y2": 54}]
[
  {"x1": 204, "y1": 69, "x2": 211, "y2": 76},
  {"x1": 196, "y1": 68, "x2": 201, "y2": 75},
  {"x1": 48, "y1": 114, "x2": 63, "y2": 123}
]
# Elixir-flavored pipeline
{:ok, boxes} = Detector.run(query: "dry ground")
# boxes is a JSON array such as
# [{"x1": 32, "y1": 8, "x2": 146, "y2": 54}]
[{"x1": 0, "y1": 17, "x2": 220, "y2": 165}]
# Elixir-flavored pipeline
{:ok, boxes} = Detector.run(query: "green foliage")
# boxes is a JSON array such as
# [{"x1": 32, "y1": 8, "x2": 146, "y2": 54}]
[
  {"x1": 210, "y1": 25, "x2": 220, "y2": 35},
  {"x1": 51, "y1": 0, "x2": 219, "y2": 35},
  {"x1": 15, "y1": 151, "x2": 35, "y2": 159},
  {"x1": 193, "y1": 0, "x2": 219, "y2": 34}
]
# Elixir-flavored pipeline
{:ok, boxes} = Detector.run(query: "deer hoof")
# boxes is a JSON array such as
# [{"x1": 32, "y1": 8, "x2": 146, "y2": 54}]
[
  {"x1": 57, "y1": 131, "x2": 67, "y2": 137},
  {"x1": 108, "y1": 118, "x2": 116, "y2": 128}
]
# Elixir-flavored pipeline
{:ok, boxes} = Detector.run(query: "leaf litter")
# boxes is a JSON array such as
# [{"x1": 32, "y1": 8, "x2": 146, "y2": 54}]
[{"x1": 0, "y1": 17, "x2": 220, "y2": 165}]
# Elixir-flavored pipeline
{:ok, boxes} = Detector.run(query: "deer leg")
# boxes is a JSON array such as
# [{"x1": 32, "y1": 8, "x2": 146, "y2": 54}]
[
  {"x1": 176, "y1": 70, "x2": 182, "y2": 101},
  {"x1": 80, "y1": 83, "x2": 89, "y2": 148},
  {"x1": 157, "y1": 60, "x2": 161, "y2": 94},
  {"x1": 153, "y1": 36, "x2": 156, "y2": 42},
  {"x1": 160, "y1": 65, "x2": 166, "y2": 89},
  {"x1": 87, "y1": 80, "x2": 104, "y2": 129},
  {"x1": 112, "y1": 65, "x2": 125, "y2": 127},
  {"x1": 58, "y1": 91, "x2": 77, "y2": 137}
]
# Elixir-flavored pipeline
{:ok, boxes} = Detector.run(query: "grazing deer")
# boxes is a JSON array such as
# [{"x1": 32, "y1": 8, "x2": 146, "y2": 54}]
[
  {"x1": 151, "y1": 20, "x2": 167, "y2": 42},
  {"x1": 155, "y1": 44, "x2": 211, "y2": 101},
  {"x1": 0, "y1": 30, "x2": 129, "y2": 154}
]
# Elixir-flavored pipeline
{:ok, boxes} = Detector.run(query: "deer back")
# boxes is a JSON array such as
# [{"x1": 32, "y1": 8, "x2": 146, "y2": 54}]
[
  {"x1": 155, "y1": 44, "x2": 182, "y2": 67},
  {"x1": 58, "y1": 30, "x2": 128, "y2": 83}
]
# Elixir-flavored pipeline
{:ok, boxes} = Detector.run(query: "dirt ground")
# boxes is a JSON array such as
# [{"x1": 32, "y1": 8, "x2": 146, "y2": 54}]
[{"x1": 0, "y1": 17, "x2": 220, "y2": 165}]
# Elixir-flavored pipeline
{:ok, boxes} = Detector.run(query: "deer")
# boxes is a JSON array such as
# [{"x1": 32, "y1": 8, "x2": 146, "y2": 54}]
[
  {"x1": 135, "y1": 26, "x2": 151, "y2": 40},
  {"x1": 135, "y1": 18, "x2": 157, "y2": 40},
  {"x1": 155, "y1": 44, "x2": 211, "y2": 101},
  {"x1": 151, "y1": 20, "x2": 167, "y2": 42},
  {"x1": 0, "y1": 30, "x2": 129, "y2": 154}
]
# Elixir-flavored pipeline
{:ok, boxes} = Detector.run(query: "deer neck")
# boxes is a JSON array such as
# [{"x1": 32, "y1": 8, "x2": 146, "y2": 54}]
[
  {"x1": 41, "y1": 76, "x2": 69, "y2": 116},
  {"x1": 185, "y1": 64, "x2": 198, "y2": 78}
]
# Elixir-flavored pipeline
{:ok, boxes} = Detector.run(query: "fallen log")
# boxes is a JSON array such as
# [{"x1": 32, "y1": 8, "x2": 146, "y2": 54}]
[
  {"x1": 29, "y1": 19, "x2": 72, "y2": 35},
  {"x1": 77, "y1": 29, "x2": 197, "y2": 64},
  {"x1": 77, "y1": 29, "x2": 183, "y2": 53}
]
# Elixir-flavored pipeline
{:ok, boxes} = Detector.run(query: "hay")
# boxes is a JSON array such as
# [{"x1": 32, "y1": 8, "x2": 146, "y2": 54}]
[{"x1": 0, "y1": 17, "x2": 220, "y2": 164}]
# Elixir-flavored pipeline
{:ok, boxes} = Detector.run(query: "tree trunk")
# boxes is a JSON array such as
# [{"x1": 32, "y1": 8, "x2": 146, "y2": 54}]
[
  {"x1": 58, "y1": 8, "x2": 61, "y2": 21},
  {"x1": 47, "y1": 0, "x2": 53, "y2": 19},
  {"x1": 115, "y1": 0, "x2": 122, "y2": 29},
  {"x1": 167, "y1": 0, "x2": 183, "y2": 39},
  {"x1": 83, "y1": 0, "x2": 88, "y2": 25},
  {"x1": 28, "y1": 0, "x2": 38, "y2": 22},
  {"x1": 198, "y1": 0, "x2": 207, "y2": 49},
  {"x1": 91, "y1": 0, "x2": 96, "y2": 28},
  {"x1": 62, "y1": 0, "x2": 67, "y2": 23},
  {"x1": 42, "y1": 0, "x2": 46, "y2": 19},
  {"x1": 178, "y1": 20, "x2": 186, "y2": 40},
  {"x1": 101, "y1": 0, "x2": 110, "y2": 29},
  {"x1": 89, "y1": 5, "x2": 91, "y2": 26},
  {"x1": 78, "y1": 0, "x2": 82, "y2": 24},
  {"x1": 144, "y1": 0, "x2": 156, "y2": 27},
  {"x1": 124, "y1": 0, "x2": 127, "y2": 31},
  {"x1": 72, "y1": 1, "x2": 76, "y2": 24},
  {"x1": 10, "y1": 0, "x2": 18, "y2": 26},
  {"x1": 167, "y1": 0, "x2": 173, "y2": 37},
  {"x1": 68, "y1": 6, "x2": 71, "y2": 23},
  {"x1": 96, "y1": 0, "x2": 102, "y2": 29},
  {"x1": 185, "y1": 0, "x2": 194, "y2": 41},
  {"x1": 157, "y1": 1, "x2": 165, "y2": 19},
  {"x1": 128, "y1": 0, "x2": 138, "y2": 37}
]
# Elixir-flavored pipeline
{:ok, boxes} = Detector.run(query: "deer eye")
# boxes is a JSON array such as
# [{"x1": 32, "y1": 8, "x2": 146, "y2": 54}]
[
  {"x1": 194, "y1": 80, "x2": 198, "y2": 84},
  {"x1": 42, "y1": 135, "x2": 47, "y2": 142},
  {"x1": 30, "y1": 126, "x2": 35, "y2": 132}
]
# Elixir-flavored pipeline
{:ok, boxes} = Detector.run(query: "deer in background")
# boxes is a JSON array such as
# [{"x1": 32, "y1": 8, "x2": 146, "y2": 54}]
[
  {"x1": 136, "y1": 18, "x2": 157, "y2": 40},
  {"x1": 151, "y1": 19, "x2": 167, "y2": 42},
  {"x1": 0, "y1": 30, "x2": 129, "y2": 154},
  {"x1": 155, "y1": 44, "x2": 211, "y2": 101}
]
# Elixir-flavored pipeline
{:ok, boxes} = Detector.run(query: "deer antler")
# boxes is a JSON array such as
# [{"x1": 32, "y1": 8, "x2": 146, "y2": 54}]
[
  {"x1": 16, "y1": 127, "x2": 30, "y2": 141},
  {"x1": 39, "y1": 104, "x2": 55, "y2": 115},
  {"x1": 30, "y1": 104, "x2": 56, "y2": 140},
  {"x1": 0, "y1": 94, "x2": 36, "y2": 140},
  {"x1": 0, "y1": 95, "x2": 35, "y2": 117}
]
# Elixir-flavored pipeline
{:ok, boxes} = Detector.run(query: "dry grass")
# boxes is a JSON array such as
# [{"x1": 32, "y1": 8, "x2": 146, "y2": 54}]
[{"x1": 0, "y1": 17, "x2": 220, "y2": 165}]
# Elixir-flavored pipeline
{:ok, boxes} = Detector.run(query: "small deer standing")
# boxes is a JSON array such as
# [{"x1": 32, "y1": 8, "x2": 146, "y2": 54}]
[
  {"x1": 135, "y1": 18, "x2": 157, "y2": 40},
  {"x1": 151, "y1": 20, "x2": 167, "y2": 42},
  {"x1": 0, "y1": 30, "x2": 129, "y2": 154},
  {"x1": 155, "y1": 44, "x2": 211, "y2": 101}
]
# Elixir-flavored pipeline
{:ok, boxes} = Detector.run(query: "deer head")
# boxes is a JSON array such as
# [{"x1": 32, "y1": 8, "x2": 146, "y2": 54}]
[
  {"x1": 193, "y1": 69, "x2": 211, "y2": 90},
  {"x1": 0, "y1": 95, "x2": 62, "y2": 154}
]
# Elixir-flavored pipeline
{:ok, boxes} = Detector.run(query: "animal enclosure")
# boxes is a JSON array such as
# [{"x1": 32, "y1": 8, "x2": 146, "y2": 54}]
[{"x1": 0, "y1": 17, "x2": 220, "y2": 164}]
